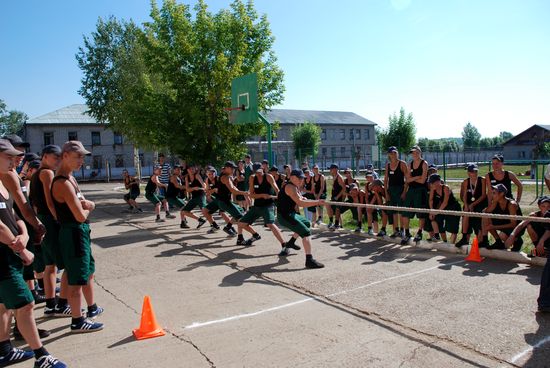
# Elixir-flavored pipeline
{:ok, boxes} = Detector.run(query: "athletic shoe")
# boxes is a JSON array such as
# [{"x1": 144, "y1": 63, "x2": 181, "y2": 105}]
[
  {"x1": 70, "y1": 318, "x2": 104, "y2": 333},
  {"x1": 305, "y1": 258, "x2": 325, "y2": 269},
  {"x1": 327, "y1": 222, "x2": 334, "y2": 229},
  {"x1": 488, "y1": 239, "x2": 505, "y2": 250},
  {"x1": 455, "y1": 237, "x2": 469, "y2": 247},
  {"x1": 400, "y1": 235, "x2": 411, "y2": 245},
  {"x1": 13, "y1": 327, "x2": 50, "y2": 340},
  {"x1": 87, "y1": 305, "x2": 104, "y2": 319},
  {"x1": 355, "y1": 227, "x2": 362, "y2": 233},
  {"x1": 427, "y1": 236, "x2": 439, "y2": 242},
  {"x1": 165, "y1": 213, "x2": 176, "y2": 219},
  {"x1": 413, "y1": 233, "x2": 422, "y2": 242},
  {"x1": 34, "y1": 292, "x2": 47, "y2": 304},
  {"x1": 389, "y1": 231, "x2": 400, "y2": 238},
  {"x1": 284, "y1": 241, "x2": 301, "y2": 250},
  {"x1": 196, "y1": 217, "x2": 207, "y2": 229},
  {"x1": 278, "y1": 247, "x2": 290, "y2": 257},
  {"x1": 0, "y1": 348, "x2": 34, "y2": 366},
  {"x1": 34, "y1": 355, "x2": 67, "y2": 368},
  {"x1": 180, "y1": 221, "x2": 190, "y2": 229},
  {"x1": 377, "y1": 230, "x2": 386, "y2": 237},
  {"x1": 223, "y1": 226, "x2": 236, "y2": 237},
  {"x1": 207, "y1": 226, "x2": 219, "y2": 234},
  {"x1": 236, "y1": 238, "x2": 246, "y2": 246},
  {"x1": 315, "y1": 218, "x2": 322, "y2": 225},
  {"x1": 366, "y1": 229, "x2": 374, "y2": 236},
  {"x1": 155, "y1": 217, "x2": 165, "y2": 223},
  {"x1": 244, "y1": 234, "x2": 261, "y2": 246},
  {"x1": 54, "y1": 305, "x2": 72, "y2": 318}
]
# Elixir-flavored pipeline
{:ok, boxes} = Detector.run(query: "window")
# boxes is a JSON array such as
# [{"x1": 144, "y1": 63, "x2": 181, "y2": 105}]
[
  {"x1": 341, "y1": 147, "x2": 346, "y2": 157},
  {"x1": 91, "y1": 132, "x2": 101, "y2": 146},
  {"x1": 331, "y1": 147, "x2": 336, "y2": 159},
  {"x1": 340, "y1": 129, "x2": 345, "y2": 140},
  {"x1": 92, "y1": 155, "x2": 102, "y2": 170},
  {"x1": 365, "y1": 129, "x2": 370, "y2": 140},
  {"x1": 115, "y1": 155, "x2": 124, "y2": 168},
  {"x1": 349, "y1": 129, "x2": 354, "y2": 141},
  {"x1": 114, "y1": 132, "x2": 123, "y2": 145},
  {"x1": 518, "y1": 151, "x2": 526, "y2": 159},
  {"x1": 68, "y1": 131, "x2": 78, "y2": 141},
  {"x1": 322, "y1": 147, "x2": 327, "y2": 156},
  {"x1": 139, "y1": 153, "x2": 145, "y2": 167},
  {"x1": 356, "y1": 129, "x2": 361, "y2": 140},
  {"x1": 321, "y1": 129, "x2": 327, "y2": 141},
  {"x1": 43, "y1": 132, "x2": 54, "y2": 146}
]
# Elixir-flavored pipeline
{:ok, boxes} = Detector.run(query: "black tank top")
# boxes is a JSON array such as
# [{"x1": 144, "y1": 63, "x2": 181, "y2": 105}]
[
  {"x1": 253, "y1": 175, "x2": 273, "y2": 207},
  {"x1": 217, "y1": 174, "x2": 232, "y2": 203},
  {"x1": 0, "y1": 190, "x2": 19, "y2": 238},
  {"x1": 166, "y1": 175, "x2": 182, "y2": 198},
  {"x1": 387, "y1": 161, "x2": 405, "y2": 187},
  {"x1": 275, "y1": 175, "x2": 284, "y2": 190},
  {"x1": 492, "y1": 199, "x2": 514, "y2": 226},
  {"x1": 29, "y1": 167, "x2": 52, "y2": 216},
  {"x1": 488, "y1": 171, "x2": 514, "y2": 199},
  {"x1": 344, "y1": 177, "x2": 358, "y2": 193},
  {"x1": 465, "y1": 176, "x2": 488, "y2": 210},
  {"x1": 207, "y1": 176, "x2": 218, "y2": 198},
  {"x1": 277, "y1": 183, "x2": 297, "y2": 216},
  {"x1": 51, "y1": 176, "x2": 83, "y2": 224},
  {"x1": 409, "y1": 160, "x2": 426, "y2": 189},
  {"x1": 0, "y1": 189, "x2": 21, "y2": 275},
  {"x1": 13, "y1": 176, "x2": 29, "y2": 223},
  {"x1": 125, "y1": 176, "x2": 140, "y2": 193},
  {"x1": 313, "y1": 174, "x2": 326, "y2": 195},
  {"x1": 433, "y1": 186, "x2": 459, "y2": 210},
  {"x1": 189, "y1": 175, "x2": 205, "y2": 198},
  {"x1": 145, "y1": 177, "x2": 157, "y2": 195},
  {"x1": 304, "y1": 177, "x2": 313, "y2": 191},
  {"x1": 236, "y1": 170, "x2": 246, "y2": 191},
  {"x1": 332, "y1": 175, "x2": 343, "y2": 200}
]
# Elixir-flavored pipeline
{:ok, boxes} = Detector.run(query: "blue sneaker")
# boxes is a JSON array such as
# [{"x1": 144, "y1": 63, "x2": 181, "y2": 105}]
[
  {"x1": 34, "y1": 354, "x2": 67, "y2": 368},
  {"x1": 70, "y1": 318, "x2": 104, "y2": 333},
  {"x1": 87, "y1": 305, "x2": 104, "y2": 319},
  {"x1": 0, "y1": 347, "x2": 34, "y2": 367}
]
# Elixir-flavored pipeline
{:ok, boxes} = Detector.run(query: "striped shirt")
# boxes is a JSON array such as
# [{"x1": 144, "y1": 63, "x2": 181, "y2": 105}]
[{"x1": 158, "y1": 162, "x2": 171, "y2": 184}]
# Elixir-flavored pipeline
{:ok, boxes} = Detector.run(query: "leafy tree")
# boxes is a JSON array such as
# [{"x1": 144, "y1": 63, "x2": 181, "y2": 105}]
[
  {"x1": 0, "y1": 99, "x2": 27, "y2": 136},
  {"x1": 77, "y1": 0, "x2": 284, "y2": 165},
  {"x1": 461, "y1": 122, "x2": 481, "y2": 149},
  {"x1": 291, "y1": 121, "x2": 321, "y2": 161},
  {"x1": 378, "y1": 107, "x2": 416, "y2": 154},
  {"x1": 499, "y1": 131, "x2": 513, "y2": 142}
]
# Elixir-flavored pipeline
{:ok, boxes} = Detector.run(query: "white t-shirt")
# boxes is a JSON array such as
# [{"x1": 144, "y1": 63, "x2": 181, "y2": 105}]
[{"x1": 545, "y1": 164, "x2": 550, "y2": 180}]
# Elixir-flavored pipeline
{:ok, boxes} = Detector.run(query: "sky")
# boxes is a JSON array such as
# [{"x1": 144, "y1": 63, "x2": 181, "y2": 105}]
[{"x1": 1, "y1": 0, "x2": 549, "y2": 139}]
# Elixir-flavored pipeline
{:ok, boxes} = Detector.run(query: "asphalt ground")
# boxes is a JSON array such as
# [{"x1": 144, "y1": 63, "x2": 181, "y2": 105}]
[{"x1": 17, "y1": 183, "x2": 550, "y2": 368}]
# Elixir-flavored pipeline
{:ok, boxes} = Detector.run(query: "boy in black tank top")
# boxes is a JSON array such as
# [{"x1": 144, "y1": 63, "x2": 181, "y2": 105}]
[
  {"x1": 456, "y1": 164, "x2": 488, "y2": 247},
  {"x1": 427, "y1": 174, "x2": 461, "y2": 243},
  {"x1": 479, "y1": 184, "x2": 520, "y2": 250},
  {"x1": 202, "y1": 167, "x2": 236, "y2": 236},
  {"x1": 0, "y1": 139, "x2": 68, "y2": 368},
  {"x1": 504, "y1": 196, "x2": 549, "y2": 253},
  {"x1": 182, "y1": 165, "x2": 209, "y2": 228},
  {"x1": 122, "y1": 169, "x2": 142, "y2": 213},
  {"x1": 312, "y1": 165, "x2": 326, "y2": 225},
  {"x1": 384, "y1": 146, "x2": 407, "y2": 238},
  {"x1": 485, "y1": 154, "x2": 523, "y2": 206},
  {"x1": 165, "y1": 166, "x2": 188, "y2": 227},
  {"x1": 326, "y1": 164, "x2": 346, "y2": 230},
  {"x1": 402, "y1": 146, "x2": 428, "y2": 244},
  {"x1": 51, "y1": 141, "x2": 104, "y2": 333}
]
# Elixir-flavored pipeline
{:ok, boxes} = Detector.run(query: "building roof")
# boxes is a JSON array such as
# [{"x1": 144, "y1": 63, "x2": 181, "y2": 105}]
[
  {"x1": 264, "y1": 109, "x2": 376, "y2": 126},
  {"x1": 27, "y1": 105, "x2": 377, "y2": 127},
  {"x1": 26, "y1": 104, "x2": 97, "y2": 125},
  {"x1": 502, "y1": 124, "x2": 550, "y2": 146}
]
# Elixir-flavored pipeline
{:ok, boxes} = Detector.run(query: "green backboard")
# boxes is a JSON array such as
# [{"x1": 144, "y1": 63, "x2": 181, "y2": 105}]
[{"x1": 230, "y1": 73, "x2": 258, "y2": 124}]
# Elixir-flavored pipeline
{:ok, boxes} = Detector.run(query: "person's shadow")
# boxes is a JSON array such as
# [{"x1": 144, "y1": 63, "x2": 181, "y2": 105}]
[{"x1": 520, "y1": 312, "x2": 550, "y2": 367}]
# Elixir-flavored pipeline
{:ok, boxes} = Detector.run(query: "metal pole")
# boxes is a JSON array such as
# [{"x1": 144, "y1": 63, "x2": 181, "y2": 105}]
[
  {"x1": 443, "y1": 149, "x2": 447, "y2": 182},
  {"x1": 258, "y1": 113, "x2": 273, "y2": 166}
]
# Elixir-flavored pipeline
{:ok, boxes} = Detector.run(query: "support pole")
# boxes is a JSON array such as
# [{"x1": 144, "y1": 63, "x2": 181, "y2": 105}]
[{"x1": 258, "y1": 113, "x2": 273, "y2": 166}]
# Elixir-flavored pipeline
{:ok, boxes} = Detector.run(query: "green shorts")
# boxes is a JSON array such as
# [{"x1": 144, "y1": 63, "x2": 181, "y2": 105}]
[
  {"x1": 277, "y1": 212, "x2": 311, "y2": 238},
  {"x1": 145, "y1": 192, "x2": 164, "y2": 205},
  {"x1": 217, "y1": 200, "x2": 244, "y2": 219},
  {"x1": 386, "y1": 185, "x2": 404, "y2": 215},
  {"x1": 59, "y1": 222, "x2": 95, "y2": 286},
  {"x1": 330, "y1": 197, "x2": 343, "y2": 213},
  {"x1": 38, "y1": 213, "x2": 63, "y2": 269},
  {"x1": 240, "y1": 205, "x2": 275, "y2": 225},
  {"x1": 183, "y1": 195, "x2": 206, "y2": 212},
  {"x1": 0, "y1": 271, "x2": 34, "y2": 309},
  {"x1": 124, "y1": 191, "x2": 140, "y2": 201},
  {"x1": 166, "y1": 196, "x2": 186, "y2": 209},
  {"x1": 403, "y1": 186, "x2": 428, "y2": 219}
]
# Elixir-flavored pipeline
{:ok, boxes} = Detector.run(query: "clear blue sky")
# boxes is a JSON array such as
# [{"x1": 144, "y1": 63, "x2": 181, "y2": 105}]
[{"x1": 1, "y1": 0, "x2": 549, "y2": 139}]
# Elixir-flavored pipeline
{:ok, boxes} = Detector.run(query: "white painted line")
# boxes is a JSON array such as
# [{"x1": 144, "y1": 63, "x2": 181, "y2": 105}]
[
  {"x1": 183, "y1": 259, "x2": 464, "y2": 330},
  {"x1": 509, "y1": 335, "x2": 550, "y2": 364}
]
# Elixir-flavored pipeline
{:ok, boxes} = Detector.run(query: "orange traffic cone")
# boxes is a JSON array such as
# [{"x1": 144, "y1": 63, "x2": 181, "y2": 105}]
[
  {"x1": 133, "y1": 296, "x2": 166, "y2": 340},
  {"x1": 465, "y1": 237, "x2": 484, "y2": 262}
]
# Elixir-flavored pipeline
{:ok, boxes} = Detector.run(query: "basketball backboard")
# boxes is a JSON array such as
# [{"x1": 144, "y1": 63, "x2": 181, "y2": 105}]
[{"x1": 230, "y1": 73, "x2": 258, "y2": 124}]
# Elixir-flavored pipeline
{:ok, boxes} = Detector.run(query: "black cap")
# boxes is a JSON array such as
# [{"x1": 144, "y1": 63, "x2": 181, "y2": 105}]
[
  {"x1": 3, "y1": 134, "x2": 29, "y2": 148},
  {"x1": 365, "y1": 170, "x2": 375, "y2": 177},
  {"x1": 269, "y1": 166, "x2": 279, "y2": 172},
  {"x1": 428, "y1": 164, "x2": 437, "y2": 170},
  {"x1": 262, "y1": 159, "x2": 269, "y2": 165},
  {"x1": 467, "y1": 163, "x2": 478, "y2": 172},
  {"x1": 22, "y1": 152, "x2": 39, "y2": 165},
  {"x1": 372, "y1": 179, "x2": 384, "y2": 187},
  {"x1": 409, "y1": 145, "x2": 422, "y2": 154},
  {"x1": 224, "y1": 160, "x2": 237, "y2": 169},
  {"x1": 206, "y1": 166, "x2": 216, "y2": 172},
  {"x1": 492, "y1": 154, "x2": 504, "y2": 162},
  {"x1": 537, "y1": 196, "x2": 550, "y2": 205},
  {"x1": 245, "y1": 154, "x2": 251, "y2": 159},
  {"x1": 253, "y1": 163, "x2": 262, "y2": 172},
  {"x1": 329, "y1": 163, "x2": 339, "y2": 170},
  {"x1": 27, "y1": 160, "x2": 41, "y2": 170},
  {"x1": 41, "y1": 145, "x2": 62, "y2": 156},
  {"x1": 290, "y1": 169, "x2": 305, "y2": 179},
  {"x1": 348, "y1": 183, "x2": 358, "y2": 190},
  {"x1": 492, "y1": 183, "x2": 508, "y2": 194},
  {"x1": 428, "y1": 173, "x2": 442, "y2": 184},
  {"x1": 366, "y1": 164, "x2": 374, "y2": 169},
  {"x1": 0, "y1": 139, "x2": 24, "y2": 156},
  {"x1": 387, "y1": 146, "x2": 398, "y2": 153},
  {"x1": 283, "y1": 164, "x2": 290, "y2": 169}
]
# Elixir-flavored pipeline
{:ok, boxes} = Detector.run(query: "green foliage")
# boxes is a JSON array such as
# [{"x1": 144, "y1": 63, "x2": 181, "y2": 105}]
[
  {"x1": 377, "y1": 107, "x2": 416, "y2": 154},
  {"x1": 461, "y1": 122, "x2": 481, "y2": 149},
  {"x1": 0, "y1": 99, "x2": 27, "y2": 136},
  {"x1": 291, "y1": 121, "x2": 321, "y2": 161},
  {"x1": 76, "y1": 0, "x2": 284, "y2": 166}
]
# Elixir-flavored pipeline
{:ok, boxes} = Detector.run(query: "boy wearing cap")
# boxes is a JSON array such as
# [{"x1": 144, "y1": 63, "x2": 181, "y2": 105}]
[
  {"x1": 312, "y1": 165, "x2": 326, "y2": 225},
  {"x1": 505, "y1": 196, "x2": 550, "y2": 254},
  {"x1": 51, "y1": 141, "x2": 104, "y2": 333},
  {"x1": 365, "y1": 170, "x2": 380, "y2": 235},
  {"x1": 145, "y1": 166, "x2": 169, "y2": 222},
  {"x1": 277, "y1": 169, "x2": 325, "y2": 268},
  {"x1": 0, "y1": 139, "x2": 67, "y2": 368},
  {"x1": 339, "y1": 183, "x2": 364, "y2": 233},
  {"x1": 369, "y1": 179, "x2": 389, "y2": 236},
  {"x1": 456, "y1": 164, "x2": 488, "y2": 247},
  {"x1": 122, "y1": 169, "x2": 142, "y2": 213},
  {"x1": 181, "y1": 164, "x2": 210, "y2": 228},
  {"x1": 29, "y1": 145, "x2": 72, "y2": 317},
  {"x1": 479, "y1": 183, "x2": 520, "y2": 250},
  {"x1": 202, "y1": 167, "x2": 236, "y2": 236},
  {"x1": 326, "y1": 164, "x2": 346, "y2": 230},
  {"x1": 428, "y1": 174, "x2": 461, "y2": 243},
  {"x1": 384, "y1": 146, "x2": 407, "y2": 238},
  {"x1": 235, "y1": 161, "x2": 250, "y2": 211},
  {"x1": 165, "y1": 166, "x2": 188, "y2": 226},
  {"x1": 401, "y1": 145, "x2": 428, "y2": 244},
  {"x1": 486, "y1": 154, "x2": 523, "y2": 206}
]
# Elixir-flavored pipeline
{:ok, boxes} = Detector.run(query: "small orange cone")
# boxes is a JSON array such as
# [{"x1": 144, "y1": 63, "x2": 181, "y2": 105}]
[
  {"x1": 465, "y1": 237, "x2": 484, "y2": 262},
  {"x1": 133, "y1": 296, "x2": 166, "y2": 340}
]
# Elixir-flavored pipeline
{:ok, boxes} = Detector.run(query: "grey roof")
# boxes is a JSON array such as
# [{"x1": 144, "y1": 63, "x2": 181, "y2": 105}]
[
  {"x1": 264, "y1": 109, "x2": 376, "y2": 126},
  {"x1": 501, "y1": 124, "x2": 550, "y2": 146},
  {"x1": 27, "y1": 104, "x2": 97, "y2": 125}
]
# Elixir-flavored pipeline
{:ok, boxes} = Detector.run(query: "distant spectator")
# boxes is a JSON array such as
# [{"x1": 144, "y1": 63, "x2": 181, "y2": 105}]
[
  {"x1": 364, "y1": 170, "x2": 380, "y2": 235},
  {"x1": 157, "y1": 153, "x2": 173, "y2": 218}
]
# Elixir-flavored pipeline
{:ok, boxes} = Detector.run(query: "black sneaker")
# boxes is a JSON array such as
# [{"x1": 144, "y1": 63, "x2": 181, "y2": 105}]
[
  {"x1": 400, "y1": 235, "x2": 411, "y2": 245},
  {"x1": 0, "y1": 348, "x2": 34, "y2": 366},
  {"x1": 33, "y1": 292, "x2": 46, "y2": 304},
  {"x1": 87, "y1": 305, "x2": 104, "y2": 319},
  {"x1": 305, "y1": 258, "x2": 325, "y2": 269},
  {"x1": 13, "y1": 327, "x2": 50, "y2": 340},
  {"x1": 155, "y1": 217, "x2": 165, "y2": 223},
  {"x1": 33, "y1": 354, "x2": 67, "y2": 368},
  {"x1": 223, "y1": 226, "x2": 236, "y2": 237},
  {"x1": 488, "y1": 239, "x2": 505, "y2": 250},
  {"x1": 196, "y1": 217, "x2": 207, "y2": 229},
  {"x1": 236, "y1": 238, "x2": 246, "y2": 246},
  {"x1": 244, "y1": 234, "x2": 261, "y2": 246},
  {"x1": 389, "y1": 231, "x2": 400, "y2": 238},
  {"x1": 278, "y1": 247, "x2": 290, "y2": 257},
  {"x1": 377, "y1": 230, "x2": 386, "y2": 237},
  {"x1": 70, "y1": 318, "x2": 104, "y2": 333},
  {"x1": 180, "y1": 221, "x2": 190, "y2": 229},
  {"x1": 478, "y1": 238, "x2": 489, "y2": 248},
  {"x1": 455, "y1": 237, "x2": 469, "y2": 247},
  {"x1": 413, "y1": 233, "x2": 422, "y2": 242},
  {"x1": 284, "y1": 241, "x2": 301, "y2": 250}
]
